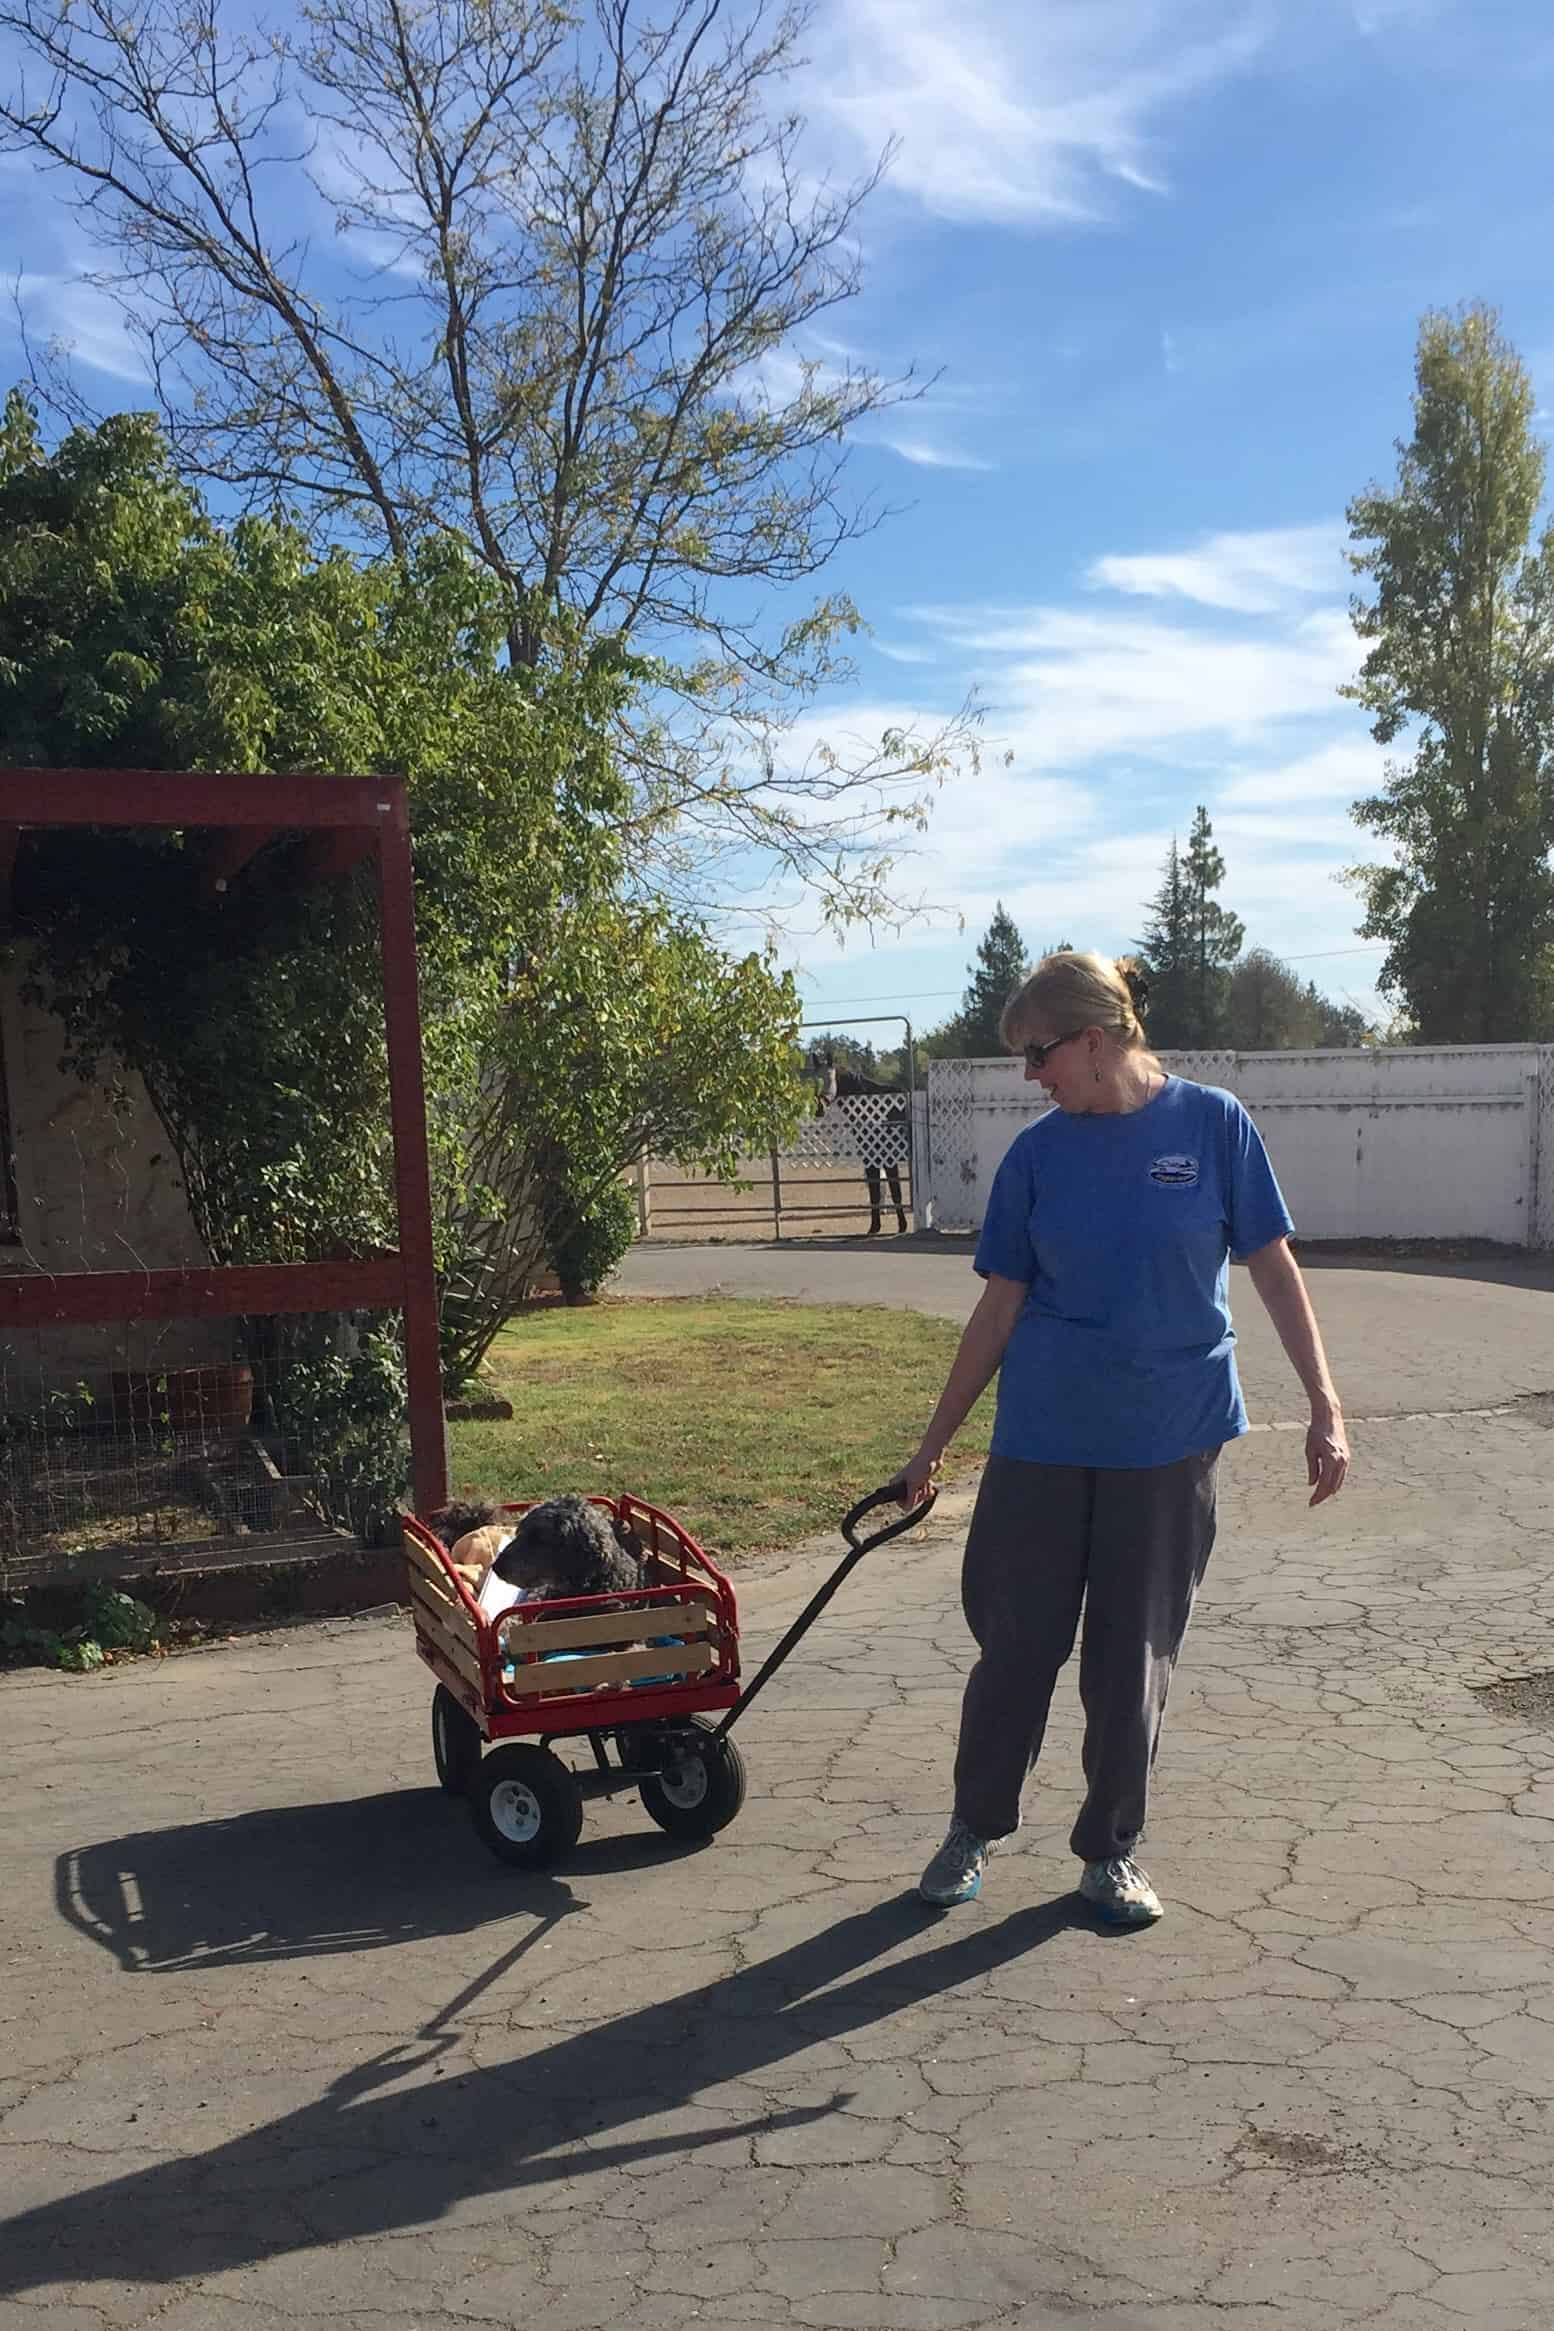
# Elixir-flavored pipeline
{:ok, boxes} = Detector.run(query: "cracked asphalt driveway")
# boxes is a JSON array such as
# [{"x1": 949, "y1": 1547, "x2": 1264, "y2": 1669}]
[{"x1": 6, "y1": 1251, "x2": 1554, "y2": 2329}]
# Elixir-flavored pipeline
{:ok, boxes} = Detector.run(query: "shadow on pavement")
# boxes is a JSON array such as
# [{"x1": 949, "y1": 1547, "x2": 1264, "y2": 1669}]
[
  {"x1": 1294, "y1": 1246, "x2": 1554, "y2": 1294},
  {"x1": 55, "y1": 1788, "x2": 698, "y2": 1974},
  {"x1": 4, "y1": 1888, "x2": 1088, "y2": 2295}
]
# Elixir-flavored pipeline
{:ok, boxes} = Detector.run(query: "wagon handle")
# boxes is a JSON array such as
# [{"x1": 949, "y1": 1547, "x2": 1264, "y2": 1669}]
[
  {"x1": 842, "y1": 1482, "x2": 939, "y2": 1555},
  {"x1": 714, "y1": 1483, "x2": 938, "y2": 1741}
]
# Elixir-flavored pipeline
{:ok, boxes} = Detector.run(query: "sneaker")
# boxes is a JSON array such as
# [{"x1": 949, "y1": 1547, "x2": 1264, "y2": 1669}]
[
  {"x1": 1079, "y1": 1857, "x2": 1163, "y2": 1925},
  {"x1": 918, "y1": 1817, "x2": 993, "y2": 1906}
]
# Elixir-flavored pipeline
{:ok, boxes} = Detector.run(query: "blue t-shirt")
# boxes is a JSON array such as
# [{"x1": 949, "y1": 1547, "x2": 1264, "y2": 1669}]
[{"x1": 973, "y1": 1077, "x2": 1294, "y2": 1470}]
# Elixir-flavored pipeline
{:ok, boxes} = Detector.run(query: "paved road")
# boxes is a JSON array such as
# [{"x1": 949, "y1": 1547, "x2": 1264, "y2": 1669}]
[{"x1": 6, "y1": 1257, "x2": 1554, "y2": 2327}]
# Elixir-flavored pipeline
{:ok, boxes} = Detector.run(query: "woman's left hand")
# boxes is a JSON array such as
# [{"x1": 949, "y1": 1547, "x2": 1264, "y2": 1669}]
[{"x1": 1306, "y1": 1407, "x2": 1350, "y2": 1506}]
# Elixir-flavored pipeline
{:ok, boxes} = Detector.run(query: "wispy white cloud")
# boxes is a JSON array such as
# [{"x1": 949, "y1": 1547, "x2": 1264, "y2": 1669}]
[
  {"x1": 1087, "y1": 521, "x2": 1343, "y2": 612},
  {"x1": 7, "y1": 274, "x2": 149, "y2": 383},
  {"x1": 877, "y1": 432, "x2": 997, "y2": 473},
  {"x1": 1218, "y1": 736, "x2": 1385, "y2": 807},
  {"x1": 760, "y1": 520, "x2": 1385, "y2": 1005},
  {"x1": 1351, "y1": 0, "x2": 1451, "y2": 36},
  {"x1": 804, "y1": 0, "x2": 1268, "y2": 230},
  {"x1": 873, "y1": 641, "x2": 940, "y2": 666},
  {"x1": 900, "y1": 601, "x2": 1356, "y2": 769}
]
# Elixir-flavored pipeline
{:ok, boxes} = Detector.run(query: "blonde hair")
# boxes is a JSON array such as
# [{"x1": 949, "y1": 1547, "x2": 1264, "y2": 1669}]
[{"x1": 999, "y1": 951, "x2": 1153, "y2": 1054}]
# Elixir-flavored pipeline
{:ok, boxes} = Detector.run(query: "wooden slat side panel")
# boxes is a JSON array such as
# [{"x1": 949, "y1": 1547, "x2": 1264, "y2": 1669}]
[
  {"x1": 500, "y1": 1600, "x2": 712, "y2": 1655},
  {"x1": 404, "y1": 1535, "x2": 463, "y2": 1605},
  {"x1": 501, "y1": 1640, "x2": 717, "y2": 1698},
  {"x1": 409, "y1": 1587, "x2": 485, "y2": 1698},
  {"x1": 415, "y1": 1635, "x2": 488, "y2": 1730},
  {"x1": 407, "y1": 1566, "x2": 477, "y2": 1647}
]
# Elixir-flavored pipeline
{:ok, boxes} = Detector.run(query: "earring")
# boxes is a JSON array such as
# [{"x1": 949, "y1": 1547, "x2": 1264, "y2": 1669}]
[{"x1": 1093, "y1": 1062, "x2": 1101, "y2": 1084}]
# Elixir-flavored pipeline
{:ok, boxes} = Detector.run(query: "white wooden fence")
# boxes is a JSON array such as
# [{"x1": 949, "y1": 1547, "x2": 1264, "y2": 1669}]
[{"x1": 921, "y1": 1046, "x2": 1554, "y2": 1248}]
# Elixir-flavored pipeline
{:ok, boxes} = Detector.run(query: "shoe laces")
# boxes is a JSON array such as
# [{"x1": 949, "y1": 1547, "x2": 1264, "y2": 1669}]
[{"x1": 942, "y1": 1817, "x2": 989, "y2": 1861}]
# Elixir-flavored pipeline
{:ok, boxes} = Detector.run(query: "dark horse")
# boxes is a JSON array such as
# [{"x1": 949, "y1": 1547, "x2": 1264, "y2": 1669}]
[{"x1": 816, "y1": 1055, "x2": 911, "y2": 1235}]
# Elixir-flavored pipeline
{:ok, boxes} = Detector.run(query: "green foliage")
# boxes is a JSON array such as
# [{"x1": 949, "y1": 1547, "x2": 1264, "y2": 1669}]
[
  {"x1": 548, "y1": 1183, "x2": 640, "y2": 1304},
  {"x1": 1136, "y1": 841, "x2": 1196, "y2": 1047},
  {"x1": 1223, "y1": 950, "x2": 1373, "y2": 1051},
  {"x1": 2, "y1": 1584, "x2": 162, "y2": 1671},
  {"x1": 802, "y1": 1033, "x2": 879, "y2": 1080},
  {"x1": 265, "y1": 1323, "x2": 408, "y2": 1541},
  {"x1": 0, "y1": 1380, "x2": 96, "y2": 1447},
  {"x1": 0, "y1": 9, "x2": 983, "y2": 927},
  {"x1": 1182, "y1": 808, "x2": 1245, "y2": 1043},
  {"x1": 934, "y1": 903, "x2": 1029, "y2": 1056},
  {"x1": 1346, "y1": 305, "x2": 1554, "y2": 1041},
  {"x1": 0, "y1": 399, "x2": 806, "y2": 1410},
  {"x1": 1138, "y1": 814, "x2": 1242, "y2": 1047}
]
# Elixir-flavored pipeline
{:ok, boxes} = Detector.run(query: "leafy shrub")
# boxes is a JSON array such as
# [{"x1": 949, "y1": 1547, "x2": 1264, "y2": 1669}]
[
  {"x1": 261, "y1": 1319, "x2": 409, "y2": 1542},
  {"x1": 1, "y1": 1584, "x2": 162, "y2": 1671},
  {"x1": 549, "y1": 1182, "x2": 638, "y2": 1303}
]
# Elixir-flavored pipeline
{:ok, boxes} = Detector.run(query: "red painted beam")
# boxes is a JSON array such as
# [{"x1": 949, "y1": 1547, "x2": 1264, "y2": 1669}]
[
  {"x1": 299, "y1": 827, "x2": 376, "y2": 884},
  {"x1": 376, "y1": 793, "x2": 449, "y2": 1515},
  {"x1": 0, "y1": 769, "x2": 400, "y2": 832},
  {"x1": 0, "y1": 1256, "x2": 405, "y2": 1328},
  {"x1": 201, "y1": 826, "x2": 278, "y2": 901}
]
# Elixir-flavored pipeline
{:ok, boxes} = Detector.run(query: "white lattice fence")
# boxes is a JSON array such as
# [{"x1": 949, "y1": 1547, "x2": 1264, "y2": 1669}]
[{"x1": 789, "y1": 1092, "x2": 911, "y2": 1170}]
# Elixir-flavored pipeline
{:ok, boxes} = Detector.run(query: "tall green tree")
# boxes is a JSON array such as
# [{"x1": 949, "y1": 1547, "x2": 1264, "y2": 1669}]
[
  {"x1": 936, "y1": 903, "x2": 1029, "y2": 1055},
  {"x1": 1182, "y1": 807, "x2": 1244, "y2": 1044},
  {"x1": 1346, "y1": 304, "x2": 1554, "y2": 1041},
  {"x1": 802, "y1": 1034, "x2": 879, "y2": 1082},
  {"x1": 1224, "y1": 950, "x2": 1322, "y2": 1051},
  {"x1": 0, "y1": 0, "x2": 976, "y2": 926},
  {"x1": 0, "y1": 394, "x2": 803, "y2": 1396},
  {"x1": 1136, "y1": 840, "x2": 1196, "y2": 1047}
]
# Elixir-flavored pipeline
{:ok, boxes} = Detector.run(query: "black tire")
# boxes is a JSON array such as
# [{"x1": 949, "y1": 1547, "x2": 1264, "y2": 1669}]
[
  {"x1": 639, "y1": 1717, "x2": 748, "y2": 1840},
  {"x1": 432, "y1": 1685, "x2": 483, "y2": 1797},
  {"x1": 469, "y1": 1743, "x2": 585, "y2": 1868}
]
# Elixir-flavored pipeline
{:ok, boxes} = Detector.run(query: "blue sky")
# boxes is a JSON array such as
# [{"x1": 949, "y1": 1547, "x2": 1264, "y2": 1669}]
[
  {"x1": 754, "y1": 0, "x2": 1554, "y2": 1037},
  {"x1": 5, "y1": 0, "x2": 1554, "y2": 1041}
]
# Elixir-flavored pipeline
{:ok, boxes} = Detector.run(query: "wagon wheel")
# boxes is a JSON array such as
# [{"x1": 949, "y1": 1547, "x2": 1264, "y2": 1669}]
[
  {"x1": 639, "y1": 1717, "x2": 747, "y2": 1841},
  {"x1": 470, "y1": 1744, "x2": 584, "y2": 1868},
  {"x1": 431, "y1": 1684, "x2": 483, "y2": 1796}
]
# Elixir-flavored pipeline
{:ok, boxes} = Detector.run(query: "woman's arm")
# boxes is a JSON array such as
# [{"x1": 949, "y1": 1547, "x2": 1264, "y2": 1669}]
[
  {"x1": 1244, "y1": 1236, "x2": 1350, "y2": 1505},
  {"x1": 894, "y1": 1274, "x2": 1028, "y2": 1506}
]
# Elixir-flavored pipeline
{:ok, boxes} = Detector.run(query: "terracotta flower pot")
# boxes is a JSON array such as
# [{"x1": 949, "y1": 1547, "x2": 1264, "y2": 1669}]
[{"x1": 113, "y1": 1365, "x2": 255, "y2": 1437}]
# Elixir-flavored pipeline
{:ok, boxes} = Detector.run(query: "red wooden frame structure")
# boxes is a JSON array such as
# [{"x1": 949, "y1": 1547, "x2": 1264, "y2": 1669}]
[{"x1": 0, "y1": 769, "x2": 448, "y2": 1514}]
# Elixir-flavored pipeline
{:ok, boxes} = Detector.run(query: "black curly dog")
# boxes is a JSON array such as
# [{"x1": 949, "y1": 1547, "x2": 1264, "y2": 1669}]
[{"x1": 426, "y1": 1495, "x2": 642, "y2": 1600}]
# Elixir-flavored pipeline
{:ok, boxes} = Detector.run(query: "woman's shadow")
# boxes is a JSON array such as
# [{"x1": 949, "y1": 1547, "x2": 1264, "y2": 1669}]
[{"x1": 12, "y1": 1789, "x2": 1089, "y2": 2298}]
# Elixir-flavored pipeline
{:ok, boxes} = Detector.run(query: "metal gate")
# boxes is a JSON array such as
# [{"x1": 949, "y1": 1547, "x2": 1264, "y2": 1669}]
[{"x1": 637, "y1": 1017, "x2": 920, "y2": 1241}]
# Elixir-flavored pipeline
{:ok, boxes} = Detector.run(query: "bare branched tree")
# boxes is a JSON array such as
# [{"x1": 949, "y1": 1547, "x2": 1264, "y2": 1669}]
[{"x1": 1, "y1": 0, "x2": 977, "y2": 920}]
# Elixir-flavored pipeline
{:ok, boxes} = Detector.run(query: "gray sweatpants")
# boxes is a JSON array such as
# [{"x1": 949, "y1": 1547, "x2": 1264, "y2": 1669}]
[{"x1": 951, "y1": 1448, "x2": 1219, "y2": 1861}]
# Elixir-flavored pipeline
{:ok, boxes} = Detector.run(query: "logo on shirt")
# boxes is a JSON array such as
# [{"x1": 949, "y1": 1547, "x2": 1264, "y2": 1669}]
[{"x1": 1149, "y1": 1153, "x2": 1200, "y2": 1187}]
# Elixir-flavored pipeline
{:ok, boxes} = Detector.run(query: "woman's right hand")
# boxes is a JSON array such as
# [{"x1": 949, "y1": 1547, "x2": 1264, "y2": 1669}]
[{"x1": 892, "y1": 1447, "x2": 942, "y2": 1508}]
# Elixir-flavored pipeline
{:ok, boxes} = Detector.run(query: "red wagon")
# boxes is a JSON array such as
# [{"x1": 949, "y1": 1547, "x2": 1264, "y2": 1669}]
[{"x1": 403, "y1": 1486, "x2": 932, "y2": 1868}]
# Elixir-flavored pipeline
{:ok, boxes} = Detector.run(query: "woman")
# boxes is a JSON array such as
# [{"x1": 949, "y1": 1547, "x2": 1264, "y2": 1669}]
[{"x1": 896, "y1": 952, "x2": 1349, "y2": 1924}]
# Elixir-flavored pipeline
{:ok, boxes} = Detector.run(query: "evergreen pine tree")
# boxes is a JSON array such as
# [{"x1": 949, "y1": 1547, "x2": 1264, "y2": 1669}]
[
  {"x1": 1136, "y1": 841, "x2": 1196, "y2": 1046},
  {"x1": 1181, "y1": 808, "x2": 1245, "y2": 1044},
  {"x1": 945, "y1": 903, "x2": 1030, "y2": 1053}
]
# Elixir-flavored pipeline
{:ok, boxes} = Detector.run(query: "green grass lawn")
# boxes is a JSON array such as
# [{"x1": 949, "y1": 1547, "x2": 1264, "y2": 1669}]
[{"x1": 447, "y1": 1295, "x2": 991, "y2": 1561}]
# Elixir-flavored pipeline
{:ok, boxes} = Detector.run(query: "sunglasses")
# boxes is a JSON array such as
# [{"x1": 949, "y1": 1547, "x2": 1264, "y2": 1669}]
[{"x1": 1022, "y1": 1029, "x2": 1085, "y2": 1072}]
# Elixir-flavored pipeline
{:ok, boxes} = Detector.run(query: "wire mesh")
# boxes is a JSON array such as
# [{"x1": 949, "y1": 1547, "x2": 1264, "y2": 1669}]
[{"x1": 0, "y1": 1311, "x2": 409, "y2": 1595}]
